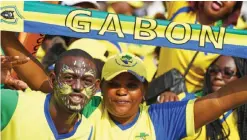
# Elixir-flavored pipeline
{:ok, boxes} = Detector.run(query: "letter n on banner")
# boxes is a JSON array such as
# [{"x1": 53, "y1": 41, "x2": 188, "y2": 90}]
[{"x1": 199, "y1": 25, "x2": 226, "y2": 50}]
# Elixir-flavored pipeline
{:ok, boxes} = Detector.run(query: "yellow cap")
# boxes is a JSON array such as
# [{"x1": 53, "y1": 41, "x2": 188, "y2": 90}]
[
  {"x1": 67, "y1": 38, "x2": 107, "y2": 62},
  {"x1": 102, "y1": 53, "x2": 147, "y2": 82}
]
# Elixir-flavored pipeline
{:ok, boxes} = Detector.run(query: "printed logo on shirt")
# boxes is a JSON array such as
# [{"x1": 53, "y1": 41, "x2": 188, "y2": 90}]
[{"x1": 135, "y1": 132, "x2": 149, "y2": 140}]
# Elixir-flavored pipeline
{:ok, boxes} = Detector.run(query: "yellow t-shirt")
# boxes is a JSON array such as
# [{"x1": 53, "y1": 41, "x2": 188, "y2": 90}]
[
  {"x1": 1, "y1": 89, "x2": 93, "y2": 140},
  {"x1": 83, "y1": 95, "x2": 196, "y2": 140},
  {"x1": 157, "y1": 1, "x2": 220, "y2": 92},
  {"x1": 178, "y1": 92, "x2": 240, "y2": 140}
]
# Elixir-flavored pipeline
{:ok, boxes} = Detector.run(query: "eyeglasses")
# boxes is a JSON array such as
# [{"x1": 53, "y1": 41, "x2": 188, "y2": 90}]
[{"x1": 208, "y1": 65, "x2": 237, "y2": 79}]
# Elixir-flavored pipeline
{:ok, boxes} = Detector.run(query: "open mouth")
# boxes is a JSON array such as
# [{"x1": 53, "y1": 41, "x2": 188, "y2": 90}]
[
  {"x1": 69, "y1": 94, "x2": 84, "y2": 105},
  {"x1": 212, "y1": 1, "x2": 224, "y2": 11}
]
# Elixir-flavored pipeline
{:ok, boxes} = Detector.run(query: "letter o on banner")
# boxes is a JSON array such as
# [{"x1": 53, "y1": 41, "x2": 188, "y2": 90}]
[{"x1": 166, "y1": 22, "x2": 192, "y2": 44}]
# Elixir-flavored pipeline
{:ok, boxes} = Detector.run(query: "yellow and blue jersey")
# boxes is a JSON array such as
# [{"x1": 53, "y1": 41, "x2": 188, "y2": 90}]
[
  {"x1": 1, "y1": 89, "x2": 93, "y2": 140},
  {"x1": 83, "y1": 95, "x2": 196, "y2": 140},
  {"x1": 178, "y1": 92, "x2": 239, "y2": 140}
]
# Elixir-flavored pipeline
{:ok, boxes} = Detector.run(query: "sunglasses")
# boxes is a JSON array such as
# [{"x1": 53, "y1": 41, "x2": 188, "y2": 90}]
[{"x1": 208, "y1": 65, "x2": 237, "y2": 79}]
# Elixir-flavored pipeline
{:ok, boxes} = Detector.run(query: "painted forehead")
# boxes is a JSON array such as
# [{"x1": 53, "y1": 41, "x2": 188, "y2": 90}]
[{"x1": 59, "y1": 57, "x2": 97, "y2": 76}]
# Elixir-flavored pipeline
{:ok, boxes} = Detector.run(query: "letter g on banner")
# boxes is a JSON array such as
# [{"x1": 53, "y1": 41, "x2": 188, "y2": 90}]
[{"x1": 65, "y1": 10, "x2": 91, "y2": 33}]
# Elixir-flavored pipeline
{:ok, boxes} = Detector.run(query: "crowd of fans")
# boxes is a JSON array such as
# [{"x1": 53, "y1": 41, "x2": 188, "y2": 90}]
[{"x1": 1, "y1": 1, "x2": 247, "y2": 140}]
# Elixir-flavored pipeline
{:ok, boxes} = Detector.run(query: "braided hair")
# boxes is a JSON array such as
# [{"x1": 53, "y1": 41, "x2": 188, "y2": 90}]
[
  {"x1": 203, "y1": 56, "x2": 247, "y2": 140},
  {"x1": 234, "y1": 57, "x2": 247, "y2": 140}
]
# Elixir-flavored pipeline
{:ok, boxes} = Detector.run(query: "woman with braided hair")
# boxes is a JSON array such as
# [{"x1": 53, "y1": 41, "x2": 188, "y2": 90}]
[
  {"x1": 158, "y1": 55, "x2": 247, "y2": 140},
  {"x1": 203, "y1": 56, "x2": 247, "y2": 140}
]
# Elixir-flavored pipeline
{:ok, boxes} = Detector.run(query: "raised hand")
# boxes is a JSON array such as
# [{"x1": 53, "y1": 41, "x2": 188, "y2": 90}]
[
  {"x1": 157, "y1": 91, "x2": 179, "y2": 103},
  {"x1": 1, "y1": 55, "x2": 30, "y2": 90}
]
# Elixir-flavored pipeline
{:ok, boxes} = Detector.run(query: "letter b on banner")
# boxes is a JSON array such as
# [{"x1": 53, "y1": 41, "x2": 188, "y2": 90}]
[{"x1": 134, "y1": 17, "x2": 157, "y2": 40}]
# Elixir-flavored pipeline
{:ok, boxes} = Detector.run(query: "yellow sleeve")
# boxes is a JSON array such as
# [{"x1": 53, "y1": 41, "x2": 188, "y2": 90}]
[
  {"x1": 186, "y1": 99, "x2": 196, "y2": 137},
  {"x1": 178, "y1": 92, "x2": 186, "y2": 101}
]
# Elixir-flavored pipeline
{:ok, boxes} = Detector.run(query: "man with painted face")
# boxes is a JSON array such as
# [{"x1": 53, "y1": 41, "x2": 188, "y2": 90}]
[{"x1": 1, "y1": 49, "x2": 100, "y2": 140}]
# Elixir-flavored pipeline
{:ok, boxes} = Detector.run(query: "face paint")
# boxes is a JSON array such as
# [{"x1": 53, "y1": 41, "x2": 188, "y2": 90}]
[
  {"x1": 84, "y1": 69, "x2": 97, "y2": 77},
  {"x1": 61, "y1": 64, "x2": 74, "y2": 73},
  {"x1": 83, "y1": 84, "x2": 96, "y2": 98},
  {"x1": 55, "y1": 82, "x2": 73, "y2": 95},
  {"x1": 53, "y1": 82, "x2": 81, "y2": 111},
  {"x1": 53, "y1": 60, "x2": 97, "y2": 112}
]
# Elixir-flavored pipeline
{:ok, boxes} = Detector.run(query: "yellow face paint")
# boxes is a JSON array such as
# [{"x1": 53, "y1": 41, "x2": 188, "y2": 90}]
[
  {"x1": 53, "y1": 60, "x2": 98, "y2": 112},
  {"x1": 84, "y1": 69, "x2": 96, "y2": 77},
  {"x1": 63, "y1": 69, "x2": 74, "y2": 74},
  {"x1": 55, "y1": 82, "x2": 73, "y2": 95},
  {"x1": 83, "y1": 84, "x2": 96, "y2": 98}
]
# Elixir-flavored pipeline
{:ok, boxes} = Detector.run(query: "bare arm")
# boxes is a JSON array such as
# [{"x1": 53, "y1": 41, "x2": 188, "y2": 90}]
[
  {"x1": 194, "y1": 76, "x2": 247, "y2": 129},
  {"x1": 1, "y1": 31, "x2": 52, "y2": 93}
]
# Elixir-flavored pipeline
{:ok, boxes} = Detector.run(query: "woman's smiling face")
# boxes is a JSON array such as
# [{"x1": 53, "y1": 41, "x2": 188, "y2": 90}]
[{"x1": 102, "y1": 72, "x2": 144, "y2": 118}]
